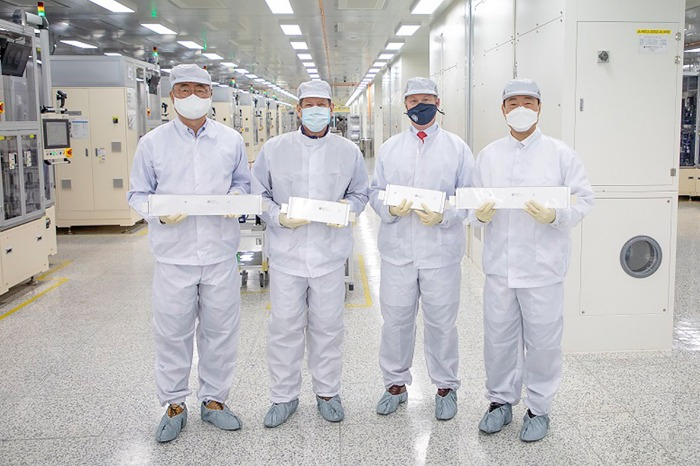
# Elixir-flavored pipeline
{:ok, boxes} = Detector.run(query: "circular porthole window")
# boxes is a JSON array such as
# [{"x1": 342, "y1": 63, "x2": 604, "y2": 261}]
[{"x1": 619, "y1": 236, "x2": 662, "y2": 278}]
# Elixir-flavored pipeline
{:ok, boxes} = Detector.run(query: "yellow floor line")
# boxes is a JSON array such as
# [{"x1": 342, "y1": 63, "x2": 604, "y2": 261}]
[
  {"x1": 346, "y1": 254, "x2": 373, "y2": 309},
  {"x1": 137, "y1": 227, "x2": 148, "y2": 236},
  {"x1": 35, "y1": 260, "x2": 72, "y2": 281},
  {"x1": 0, "y1": 277, "x2": 69, "y2": 321}
]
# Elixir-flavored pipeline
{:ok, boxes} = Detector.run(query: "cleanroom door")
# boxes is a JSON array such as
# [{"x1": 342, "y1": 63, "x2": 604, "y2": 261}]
[{"x1": 574, "y1": 22, "x2": 681, "y2": 187}]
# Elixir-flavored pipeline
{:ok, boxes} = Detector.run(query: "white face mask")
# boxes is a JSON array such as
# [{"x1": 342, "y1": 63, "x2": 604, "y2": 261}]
[
  {"x1": 505, "y1": 106, "x2": 538, "y2": 132},
  {"x1": 174, "y1": 94, "x2": 212, "y2": 120}
]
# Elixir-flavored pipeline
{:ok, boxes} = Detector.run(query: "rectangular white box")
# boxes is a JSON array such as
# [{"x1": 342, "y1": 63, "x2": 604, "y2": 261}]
[
  {"x1": 282, "y1": 197, "x2": 353, "y2": 226},
  {"x1": 382, "y1": 184, "x2": 446, "y2": 213},
  {"x1": 453, "y1": 187, "x2": 571, "y2": 209},
  {"x1": 145, "y1": 194, "x2": 263, "y2": 216}
]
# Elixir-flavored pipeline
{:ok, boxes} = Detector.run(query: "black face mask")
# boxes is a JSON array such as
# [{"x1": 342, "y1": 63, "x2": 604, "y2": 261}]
[{"x1": 406, "y1": 102, "x2": 443, "y2": 125}]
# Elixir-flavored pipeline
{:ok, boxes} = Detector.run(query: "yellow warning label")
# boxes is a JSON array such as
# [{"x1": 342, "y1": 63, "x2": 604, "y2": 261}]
[{"x1": 637, "y1": 29, "x2": 671, "y2": 35}]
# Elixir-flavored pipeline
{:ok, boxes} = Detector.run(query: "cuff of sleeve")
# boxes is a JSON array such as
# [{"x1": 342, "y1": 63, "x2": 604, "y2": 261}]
[{"x1": 384, "y1": 205, "x2": 399, "y2": 223}]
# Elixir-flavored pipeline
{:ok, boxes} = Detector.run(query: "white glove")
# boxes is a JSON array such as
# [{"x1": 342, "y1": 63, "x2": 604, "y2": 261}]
[
  {"x1": 159, "y1": 213, "x2": 188, "y2": 225},
  {"x1": 476, "y1": 201, "x2": 496, "y2": 224},
  {"x1": 415, "y1": 202, "x2": 443, "y2": 226},
  {"x1": 389, "y1": 199, "x2": 413, "y2": 217},
  {"x1": 524, "y1": 200, "x2": 556, "y2": 224},
  {"x1": 280, "y1": 212, "x2": 311, "y2": 229}
]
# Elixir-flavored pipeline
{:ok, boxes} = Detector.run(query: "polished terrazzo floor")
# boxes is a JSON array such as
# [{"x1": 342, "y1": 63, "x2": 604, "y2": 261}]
[{"x1": 0, "y1": 194, "x2": 699, "y2": 465}]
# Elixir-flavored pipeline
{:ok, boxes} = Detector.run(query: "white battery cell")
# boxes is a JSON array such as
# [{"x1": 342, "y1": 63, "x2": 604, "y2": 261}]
[
  {"x1": 451, "y1": 186, "x2": 571, "y2": 210},
  {"x1": 144, "y1": 194, "x2": 263, "y2": 216},
  {"x1": 281, "y1": 197, "x2": 355, "y2": 226},
  {"x1": 380, "y1": 184, "x2": 447, "y2": 213}
]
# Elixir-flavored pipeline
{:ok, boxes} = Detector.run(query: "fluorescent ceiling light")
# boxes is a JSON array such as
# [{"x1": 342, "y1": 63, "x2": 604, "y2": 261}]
[
  {"x1": 265, "y1": 0, "x2": 293, "y2": 14},
  {"x1": 372, "y1": 61, "x2": 386, "y2": 67},
  {"x1": 234, "y1": 68, "x2": 249, "y2": 74},
  {"x1": 88, "y1": 0, "x2": 134, "y2": 13},
  {"x1": 104, "y1": 52, "x2": 122, "y2": 56},
  {"x1": 302, "y1": 62, "x2": 315, "y2": 68},
  {"x1": 310, "y1": 74, "x2": 320, "y2": 78},
  {"x1": 385, "y1": 42, "x2": 404, "y2": 51},
  {"x1": 298, "y1": 53, "x2": 313, "y2": 60},
  {"x1": 378, "y1": 53, "x2": 394, "y2": 60},
  {"x1": 178, "y1": 40, "x2": 203, "y2": 50},
  {"x1": 160, "y1": 68, "x2": 171, "y2": 73},
  {"x1": 280, "y1": 24, "x2": 302, "y2": 35},
  {"x1": 202, "y1": 52, "x2": 223, "y2": 60},
  {"x1": 368, "y1": 68, "x2": 380, "y2": 73},
  {"x1": 60, "y1": 39, "x2": 97, "y2": 49},
  {"x1": 411, "y1": 0, "x2": 445, "y2": 15},
  {"x1": 685, "y1": 48, "x2": 700, "y2": 53},
  {"x1": 221, "y1": 62, "x2": 237, "y2": 67},
  {"x1": 366, "y1": 73, "x2": 377, "y2": 78},
  {"x1": 396, "y1": 24, "x2": 421, "y2": 36},
  {"x1": 141, "y1": 23, "x2": 177, "y2": 35},
  {"x1": 254, "y1": 78, "x2": 265, "y2": 82},
  {"x1": 290, "y1": 41, "x2": 308, "y2": 50},
  {"x1": 308, "y1": 68, "x2": 318, "y2": 74},
  {"x1": 246, "y1": 74, "x2": 257, "y2": 78}
]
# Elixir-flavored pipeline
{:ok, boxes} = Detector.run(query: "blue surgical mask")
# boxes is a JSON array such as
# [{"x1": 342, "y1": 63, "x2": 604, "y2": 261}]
[
  {"x1": 301, "y1": 106, "x2": 331, "y2": 132},
  {"x1": 406, "y1": 102, "x2": 441, "y2": 126}
]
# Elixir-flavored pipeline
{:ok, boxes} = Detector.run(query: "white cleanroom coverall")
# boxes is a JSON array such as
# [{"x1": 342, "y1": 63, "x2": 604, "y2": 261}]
[
  {"x1": 469, "y1": 127, "x2": 594, "y2": 415},
  {"x1": 128, "y1": 117, "x2": 251, "y2": 406},
  {"x1": 369, "y1": 123, "x2": 474, "y2": 390},
  {"x1": 252, "y1": 128, "x2": 369, "y2": 402}
]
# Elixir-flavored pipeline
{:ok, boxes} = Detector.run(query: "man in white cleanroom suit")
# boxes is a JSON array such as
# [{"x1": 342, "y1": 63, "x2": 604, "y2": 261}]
[
  {"x1": 471, "y1": 79, "x2": 594, "y2": 442},
  {"x1": 128, "y1": 64, "x2": 251, "y2": 442},
  {"x1": 369, "y1": 77, "x2": 474, "y2": 421},
  {"x1": 251, "y1": 80, "x2": 369, "y2": 427}
]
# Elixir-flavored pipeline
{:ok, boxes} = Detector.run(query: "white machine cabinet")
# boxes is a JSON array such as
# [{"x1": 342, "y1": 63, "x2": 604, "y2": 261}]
[{"x1": 50, "y1": 55, "x2": 162, "y2": 228}]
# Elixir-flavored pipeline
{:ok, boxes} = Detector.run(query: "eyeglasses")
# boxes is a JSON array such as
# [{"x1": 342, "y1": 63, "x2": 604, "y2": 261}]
[{"x1": 173, "y1": 86, "x2": 211, "y2": 98}]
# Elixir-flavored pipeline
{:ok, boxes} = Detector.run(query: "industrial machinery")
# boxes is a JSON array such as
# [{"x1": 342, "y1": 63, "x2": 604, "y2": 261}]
[
  {"x1": 238, "y1": 91, "x2": 257, "y2": 163},
  {"x1": 347, "y1": 114, "x2": 361, "y2": 144},
  {"x1": 50, "y1": 55, "x2": 162, "y2": 228},
  {"x1": 160, "y1": 76, "x2": 172, "y2": 122},
  {"x1": 211, "y1": 86, "x2": 238, "y2": 129},
  {"x1": 679, "y1": 72, "x2": 700, "y2": 196},
  {"x1": 0, "y1": 15, "x2": 60, "y2": 294}
]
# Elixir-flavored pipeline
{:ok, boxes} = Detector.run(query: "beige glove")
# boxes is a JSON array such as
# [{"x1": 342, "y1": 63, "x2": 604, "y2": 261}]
[
  {"x1": 225, "y1": 192, "x2": 240, "y2": 219},
  {"x1": 159, "y1": 213, "x2": 188, "y2": 225},
  {"x1": 415, "y1": 202, "x2": 443, "y2": 226},
  {"x1": 476, "y1": 201, "x2": 496, "y2": 224},
  {"x1": 280, "y1": 212, "x2": 311, "y2": 229},
  {"x1": 524, "y1": 200, "x2": 556, "y2": 224},
  {"x1": 389, "y1": 199, "x2": 413, "y2": 217},
  {"x1": 327, "y1": 200, "x2": 350, "y2": 228}
]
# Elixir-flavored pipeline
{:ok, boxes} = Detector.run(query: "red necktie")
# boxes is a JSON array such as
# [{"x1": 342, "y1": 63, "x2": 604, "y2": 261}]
[{"x1": 417, "y1": 131, "x2": 427, "y2": 142}]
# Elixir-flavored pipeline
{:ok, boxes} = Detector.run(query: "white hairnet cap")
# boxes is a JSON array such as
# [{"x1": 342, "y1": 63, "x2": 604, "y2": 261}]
[
  {"x1": 170, "y1": 64, "x2": 212, "y2": 86},
  {"x1": 404, "y1": 77, "x2": 438, "y2": 98},
  {"x1": 502, "y1": 78, "x2": 541, "y2": 101},
  {"x1": 297, "y1": 80, "x2": 332, "y2": 100}
]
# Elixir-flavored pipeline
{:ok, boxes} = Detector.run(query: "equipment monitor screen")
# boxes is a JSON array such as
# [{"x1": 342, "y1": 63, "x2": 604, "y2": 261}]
[
  {"x1": 43, "y1": 119, "x2": 70, "y2": 149},
  {"x1": 1, "y1": 41, "x2": 31, "y2": 77}
]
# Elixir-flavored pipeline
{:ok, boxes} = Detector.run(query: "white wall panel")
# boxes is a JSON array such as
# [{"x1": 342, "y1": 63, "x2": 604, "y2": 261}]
[
  {"x1": 515, "y1": 0, "x2": 563, "y2": 35},
  {"x1": 472, "y1": 0, "x2": 515, "y2": 53},
  {"x1": 472, "y1": 43, "x2": 514, "y2": 154},
  {"x1": 430, "y1": 0, "x2": 469, "y2": 140},
  {"x1": 575, "y1": 0, "x2": 684, "y2": 23},
  {"x1": 515, "y1": 18, "x2": 565, "y2": 139}
]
